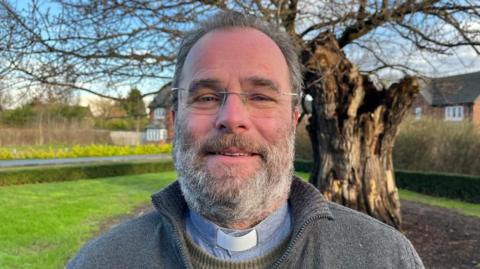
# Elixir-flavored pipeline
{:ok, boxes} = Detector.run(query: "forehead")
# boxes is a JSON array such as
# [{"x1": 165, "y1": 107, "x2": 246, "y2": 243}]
[{"x1": 180, "y1": 27, "x2": 290, "y2": 90}]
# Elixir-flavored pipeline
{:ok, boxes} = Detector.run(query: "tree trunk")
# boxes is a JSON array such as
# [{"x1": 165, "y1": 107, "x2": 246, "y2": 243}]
[
  {"x1": 38, "y1": 110, "x2": 44, "y2": 145},
  {"x1": 135, "y1": 116, "x2": 141, "y2": 145},
  {"x1": 301, "y1": 33, "x2": 419, "y2": 229}
]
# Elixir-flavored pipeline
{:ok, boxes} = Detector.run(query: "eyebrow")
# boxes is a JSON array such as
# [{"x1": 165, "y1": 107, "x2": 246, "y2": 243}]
[
  {"x1": 187, "y1": 76, "x2": 281, "y2": 93},
  {"x1": 241, "y1": 76, "x2": 280, "y2": 92},
  {"x1": 188, "y1": 78, "x2": 223, "y2": 93}
]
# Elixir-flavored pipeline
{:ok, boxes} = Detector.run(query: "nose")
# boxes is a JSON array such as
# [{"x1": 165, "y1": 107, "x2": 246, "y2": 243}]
[{"x1": 215, "y1": 92, "x2": 251, "y2": 133}]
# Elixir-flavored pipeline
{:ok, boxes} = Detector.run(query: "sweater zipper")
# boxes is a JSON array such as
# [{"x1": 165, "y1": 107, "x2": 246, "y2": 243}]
[
  {"x1": 271, "y1": 214, "x2": 331, "y2": 269},
  {"x1": 152, "y1": 201, "x2": 192, "y2": 269}
]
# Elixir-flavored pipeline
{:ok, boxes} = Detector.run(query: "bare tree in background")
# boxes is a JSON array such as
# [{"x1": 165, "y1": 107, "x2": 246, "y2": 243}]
[
  {"x1": 90, "y1": 98, "x2": 117, "y2": 119},
  {"x1": 1, "y1": 0, "x2": 479, "y2": 228},
  {"x1": 0, "y1": 0, "x2": 195, "y2": 102},
  {"x1": 0, "y1": 89, "x2": 13, "y2": 111}
]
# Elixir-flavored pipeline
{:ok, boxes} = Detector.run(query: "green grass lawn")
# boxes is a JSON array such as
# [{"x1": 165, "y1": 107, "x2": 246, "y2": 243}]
[
  {"x1": 296, "y1": 171, "x2": 310, "y2": 180},
  {"x1": 1, "y1": 170, "x2": 478, "y2": 269},
  {"x1": 0, "y1": 171, "x2": 176, "y2": 269},
  {"x1": 399, "y1": 189, "x2": 480, "y2": 218}
]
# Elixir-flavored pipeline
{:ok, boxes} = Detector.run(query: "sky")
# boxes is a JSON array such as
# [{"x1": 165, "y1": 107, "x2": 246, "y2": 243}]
[{"x1": 6, "y1": 0, "x2": 480, "y2": 109}]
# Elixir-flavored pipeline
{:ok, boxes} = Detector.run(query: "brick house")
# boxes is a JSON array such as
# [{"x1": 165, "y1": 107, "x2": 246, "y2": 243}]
[
  {"x1": 411, "y1": 71, "x2": 480, "y2": 125},
  {"x1": 144, "y1": 84, "x2": 174, "y2": 143}
]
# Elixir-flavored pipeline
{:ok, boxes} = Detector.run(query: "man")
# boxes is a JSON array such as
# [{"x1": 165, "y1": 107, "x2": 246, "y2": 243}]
[{"x1": 68, "y1": 11, "x2": 424, "y2": 269}]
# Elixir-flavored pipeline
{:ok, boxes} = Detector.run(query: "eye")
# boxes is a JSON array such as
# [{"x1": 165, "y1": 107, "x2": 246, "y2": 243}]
[
  {"x1": 193, "y1": 94, "x2": 220, "y2": 103},
  {"x1": 248, "y1": 93, "x2": 276, "y2": 102}
]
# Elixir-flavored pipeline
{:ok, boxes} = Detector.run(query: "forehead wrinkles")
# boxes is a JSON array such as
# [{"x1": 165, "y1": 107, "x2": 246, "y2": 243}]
[
  {"x1": 188, "y1": 69, "x2": 237, "y2": 89},
  {"x1": 187, "y1": 74, "x2": 280, "y2": 93},
  {"x1": 179, "y1": 28, "x2": 290, "y2": 90}
]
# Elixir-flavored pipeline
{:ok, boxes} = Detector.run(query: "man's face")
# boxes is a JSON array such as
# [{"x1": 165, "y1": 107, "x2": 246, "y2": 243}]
[{"x1": 173, "y1": 28, "x2": 299, "y2": 227}]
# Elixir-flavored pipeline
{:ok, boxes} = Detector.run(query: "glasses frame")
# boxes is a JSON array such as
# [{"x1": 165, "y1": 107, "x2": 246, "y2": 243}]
[{"x1": 171, "y1": 87, "x2": 298, "y2": 116}]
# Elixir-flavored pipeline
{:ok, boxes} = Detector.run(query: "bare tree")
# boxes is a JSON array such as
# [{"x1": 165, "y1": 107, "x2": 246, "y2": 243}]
[
  {"x1": 90, "y1": 98, "x2": 117, "y2": 119},
  {"x1": 0, "y1": 0, "x2": 199, "y2": 100},
  {"x1": 0, "y1": 89, "x2": 13, "y2": 110},
  {"x1": 1, "y1": 0, "x2": 479, "y2": 228}
]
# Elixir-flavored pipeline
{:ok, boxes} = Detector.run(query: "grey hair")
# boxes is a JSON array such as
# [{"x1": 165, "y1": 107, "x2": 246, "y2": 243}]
[{"x1": 171, "y1": 11, "x2": 303, "y2": 110}]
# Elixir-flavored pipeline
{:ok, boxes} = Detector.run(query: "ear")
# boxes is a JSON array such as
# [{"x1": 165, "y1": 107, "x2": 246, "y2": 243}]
[
  {"x1": 293, "y1": 107, "x2": 300, "y2": 127},
  {"x1": 170, "y1": 109, "x2": 176, "y2": 124}
]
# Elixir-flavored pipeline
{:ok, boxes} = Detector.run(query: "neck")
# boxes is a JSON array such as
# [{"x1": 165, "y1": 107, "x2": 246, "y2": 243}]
[{"x1": 206, "y1": 195, "x2": 288, "y2": 230}]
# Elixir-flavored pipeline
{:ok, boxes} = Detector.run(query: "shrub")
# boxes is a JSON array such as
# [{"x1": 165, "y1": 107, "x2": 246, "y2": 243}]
[
  {"x1": 0, "y1": 125, "x2": 111, "y2": 146},
  {"x1": 394, "y1": 117, "x2": 480, "y2": 175},
  {"x1": 94, "y1": 117, "x2": 149, "y2": 131},
  {"x1": 0, "y1": 144, "x2": 172, "y2": 160},
  {"x1": 295, "y1": 120, "x2": 314, "y2": 160},
  {"x1": 294, "y1": 159, "x2": 314, "y2": 172},
  {"x1": 0, "y1": 103, "x2": 93, "y2": 128},
  {"x1": 0, "y1": 160, "x2": 174, "y2": 186},
  {"x1": 396, "y1": 170, "x2": 480, "y2": 203},
  {"x1": 59, "y1": 104, "x2": 90, "y2": 119},
  {"x1": 0, "y1": 106, "x2": 35, "y2": 126},
  {"x1": 294, "y1": 117, "x2": 480, "y2": 176}
]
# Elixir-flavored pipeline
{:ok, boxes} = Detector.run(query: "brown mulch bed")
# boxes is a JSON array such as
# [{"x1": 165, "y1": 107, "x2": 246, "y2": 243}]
[{"x1": 402, "y1": 200, "x2": 480, "y2": 269}]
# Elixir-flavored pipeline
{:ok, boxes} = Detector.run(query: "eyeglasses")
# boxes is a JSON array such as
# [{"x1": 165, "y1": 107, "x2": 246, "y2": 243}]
[{"x1": 172, "y1": 87, "x2": 298, "y2": 117}]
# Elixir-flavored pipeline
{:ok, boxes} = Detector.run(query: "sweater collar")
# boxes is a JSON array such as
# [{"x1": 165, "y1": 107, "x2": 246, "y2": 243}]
[
  {"x1": 288, "y1": 177, "x2": 334, "y2": 229},
  {"x1": 151, "y1": 179, "x2": 188, "y2": 221},
  {"x1": 186, "y1": 201, "x2": 291, "y2": 257},
  {"x1": 150, "y1": 176, "x2": 334, "y2": 230}
]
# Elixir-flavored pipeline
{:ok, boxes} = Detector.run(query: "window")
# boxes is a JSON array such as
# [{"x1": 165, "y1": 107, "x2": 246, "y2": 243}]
[
  {"x1": 415, "y1": 107, "x2": 422, "y2": 120},
  {"x1": 445, "y1": 106, "x2": 464, "y2": 121},
  {"x1": 154, "y1": 108, "x2": 166, "y2": 119},
  {"x1": 145, "y1": 128, "x2": 168, "y2": 142},
  {"x1": 159, "y1": 129, "x2": 167, "y2": 141},
  {"x1": 146, "y1": 129, "x2": 160, "y2": 141}
]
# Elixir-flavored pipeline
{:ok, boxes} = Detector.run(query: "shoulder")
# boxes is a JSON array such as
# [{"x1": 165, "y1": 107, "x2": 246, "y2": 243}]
[
  {"x1": 319, "y1": 202, "x2": 424, "y2": 268},
  {"x1": 66, "y1": 211, "x2": 165, "y2": 269},
  {"x1": 327, "y1": 201, "x2": 399, "y2": 235},
  {"x1": 289, "y1": 179, "x2": 423, "y2": 267}
]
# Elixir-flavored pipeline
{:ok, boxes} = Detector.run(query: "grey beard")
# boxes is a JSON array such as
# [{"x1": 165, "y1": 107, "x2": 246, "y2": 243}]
[{"x1": 173, "y1": 120, "x2": 296, "y2": 227}]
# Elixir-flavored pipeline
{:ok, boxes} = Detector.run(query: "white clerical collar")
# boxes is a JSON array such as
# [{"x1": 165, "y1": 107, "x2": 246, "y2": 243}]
[
  {"x1": 216, "y1": 228, "x2": 258, "y2": 251},
  {"x1": 185, "y1": 202, "x2": 291, "y2": 259}
]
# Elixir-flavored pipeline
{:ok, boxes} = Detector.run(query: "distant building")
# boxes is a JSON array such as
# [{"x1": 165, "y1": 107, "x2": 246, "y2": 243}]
[
  {"x1": 144, "y1": 84, "x2": 174, "y2": 143},
  {"x1": 412, "y1": 71, "x2": 480, "y2": 125}
]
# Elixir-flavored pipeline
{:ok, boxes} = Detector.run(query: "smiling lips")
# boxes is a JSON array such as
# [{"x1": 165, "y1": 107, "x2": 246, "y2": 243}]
[
  {"x1": 208, "y1": 147, "x2": 260, "y2": 157},
  {"x1": 214, "y1": 152, "x2": 254, "y2": 157}
]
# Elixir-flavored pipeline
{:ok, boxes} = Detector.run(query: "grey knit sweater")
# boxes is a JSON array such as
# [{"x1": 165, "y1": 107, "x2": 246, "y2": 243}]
[{"x1": 67, "y1": 177, "x2": 424, "y2": 269}]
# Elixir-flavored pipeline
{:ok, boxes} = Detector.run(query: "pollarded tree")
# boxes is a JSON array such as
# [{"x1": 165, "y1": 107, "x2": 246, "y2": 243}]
[{"x1": 1, "y1": 0, "x2": 479, "y2": 228}]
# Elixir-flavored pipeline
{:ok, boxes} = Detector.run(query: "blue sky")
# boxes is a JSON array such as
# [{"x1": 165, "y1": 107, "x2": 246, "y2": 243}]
[{"x1": 6, "y1": 0, "x2": 480, "y2": 107}]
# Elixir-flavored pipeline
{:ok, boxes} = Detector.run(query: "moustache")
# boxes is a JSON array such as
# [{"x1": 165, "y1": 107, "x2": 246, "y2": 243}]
[{"x1": 198, "y1": 134, "x2": 269, "y2": 161}]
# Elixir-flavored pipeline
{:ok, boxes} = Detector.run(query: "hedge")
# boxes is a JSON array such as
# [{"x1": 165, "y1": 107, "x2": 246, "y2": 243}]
[
  {"x1": 0, "y1": 144, "x2": 172, "y2": 160},
  {"x1": 294, "y1": 159, "x2": 315, "y2": 173},
  {"x1": 395, "y1": 170, "x2": 480, "y2": 204},
  {"x1": 0, "y1": 160, "x2": 174, "y2": 186},
  {"x1": 294, "y1": 159, "x2": 480, "y2": 203}
]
